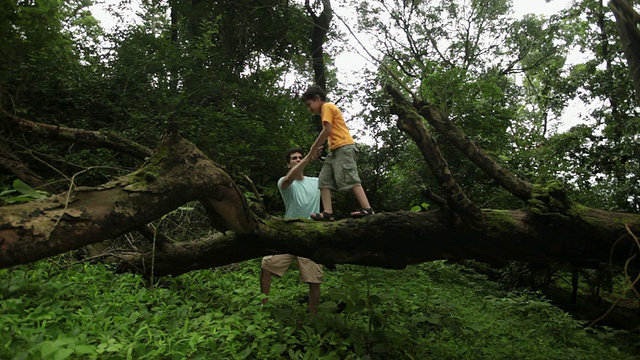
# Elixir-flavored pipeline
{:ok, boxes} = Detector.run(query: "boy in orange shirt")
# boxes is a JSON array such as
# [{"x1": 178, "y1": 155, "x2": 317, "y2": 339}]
[{"x1": 302, "y1": 84, "x2": 374, "y2": 220}]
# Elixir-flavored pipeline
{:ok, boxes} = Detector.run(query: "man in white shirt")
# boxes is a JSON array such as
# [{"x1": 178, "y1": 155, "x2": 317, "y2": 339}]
[{"x1": 260, "y1": 148, "x2": 323, "y2": 314}]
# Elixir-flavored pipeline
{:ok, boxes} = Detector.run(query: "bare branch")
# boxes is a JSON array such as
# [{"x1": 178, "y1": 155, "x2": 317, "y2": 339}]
[
  {"x1": 0, "y1": 141, "x2": 56, "y2": 192},
  {"x1": 0, "y1": 109, "x2": 153, "y2": 159}
]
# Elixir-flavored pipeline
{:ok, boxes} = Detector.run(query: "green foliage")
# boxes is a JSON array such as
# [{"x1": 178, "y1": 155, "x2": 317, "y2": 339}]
[
  {"x1": 514, "y1": 1, "x2": 640, "y2": 212},
  {"x1": 1, "y1": 0, "x2": 325, "y2": 203},
  {"x1": 1, "y1": 260, "x2": 636, "y2": 359},
  {"x1": 0, "y1": 179, "x2": 49, "y2": 205},
  {"x1": 350, "y1": 0, "x2": 640, "y2": 214},
  {"x1": 351, "y1": 1, "x2": 546, "y2": 211}
]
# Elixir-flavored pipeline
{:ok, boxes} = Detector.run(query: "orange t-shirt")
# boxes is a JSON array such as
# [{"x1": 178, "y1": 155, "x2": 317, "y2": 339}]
[{"x1": 321, "y1": 103, "x2": 354, "y2": 150}]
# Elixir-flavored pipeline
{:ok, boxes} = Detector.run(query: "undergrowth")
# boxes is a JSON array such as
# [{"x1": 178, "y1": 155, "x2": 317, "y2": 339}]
[{"x1": 1, "y1": 259, "x2": 637, "y2": 359}]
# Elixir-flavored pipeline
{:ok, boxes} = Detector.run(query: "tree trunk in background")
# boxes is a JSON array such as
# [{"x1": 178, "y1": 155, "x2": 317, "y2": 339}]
[
  {"x1": 306, "y1": 0, "x2": 332, "y2": 91},
  {"x1": 610, "y1": 0, "x2": 640, "y2": 104}
]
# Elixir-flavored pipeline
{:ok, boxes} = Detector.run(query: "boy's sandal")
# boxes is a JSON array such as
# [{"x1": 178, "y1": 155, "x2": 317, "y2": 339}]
[
  {"x1": 310, "y1": 211, "x2": 334, "y2": 221},
  {"x1": 350, "y1": 208, "x2": 374, "y2": 218}
]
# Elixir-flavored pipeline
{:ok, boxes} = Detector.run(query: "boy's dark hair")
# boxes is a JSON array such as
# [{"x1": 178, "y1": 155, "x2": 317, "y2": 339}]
[
  {"x1": 285, "y1": 147, "x2": 304, "y2": 162},
  {"x1": 302, "y1": 84, "x2": 326, "y2": 101}
]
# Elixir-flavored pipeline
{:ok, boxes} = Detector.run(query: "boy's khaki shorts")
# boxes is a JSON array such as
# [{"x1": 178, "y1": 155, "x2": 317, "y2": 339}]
[
  {"x1": 318, "y1": 144, "x2": 361, "y2": 191},
  {"x1": 261, "y1": 255, "x2": 323, "y2": 283}
]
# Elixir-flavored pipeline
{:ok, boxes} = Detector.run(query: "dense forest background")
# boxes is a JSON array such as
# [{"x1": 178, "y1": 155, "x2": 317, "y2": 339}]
[
  {"x1": 2, "y1": 0, "x2": 638, "y2": 214},
  {"x1": 1, "y1": 0, "x2": 640, "y2": 358}
]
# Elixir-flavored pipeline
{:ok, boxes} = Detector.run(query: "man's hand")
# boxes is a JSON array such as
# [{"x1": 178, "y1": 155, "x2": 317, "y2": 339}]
[{"x1": 309, "y1": 145, "x2": 324, "y2": 160}]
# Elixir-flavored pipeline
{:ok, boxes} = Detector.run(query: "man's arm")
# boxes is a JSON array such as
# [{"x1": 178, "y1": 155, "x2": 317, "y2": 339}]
[
  {"x1": 309, "y1": 121, "x2": 331, "y2": 160},
  {"x1": 279, "y1": 153, "x2": 315, "y2": 190}
]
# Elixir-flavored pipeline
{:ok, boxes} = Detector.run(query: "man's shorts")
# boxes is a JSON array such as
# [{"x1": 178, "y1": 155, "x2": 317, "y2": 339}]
[
  {"x1": 318, "y1": 144, "x2": 362, "y2": 191},
  {"x1": 261, "y1": 254, "x2": 323, "y2": 284}
]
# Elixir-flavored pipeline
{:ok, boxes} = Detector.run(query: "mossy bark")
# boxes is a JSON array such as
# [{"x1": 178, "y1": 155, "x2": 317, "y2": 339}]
[
  {"x1": 119, "y1": 206, "x2": 640, "y2": 277},
  {"x1": 0, "y1": 134, "x2": 259, "y2": 268},
  {"x1": 1, "y1": 133, "x2": 639, "y2": 275}
]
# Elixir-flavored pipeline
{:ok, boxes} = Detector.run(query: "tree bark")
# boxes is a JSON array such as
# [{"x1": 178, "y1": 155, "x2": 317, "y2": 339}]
[
  {"x1": 0, "y1": 126, "x2": 258, "y2": 268},
  {"x1": 0, "y1": 108, "x2": 152, "y2": 160},
  {"x1": 305, "y1": 0, "x2": 332, "y2": 91},
  {"x1": 610, "y1": 0, "x2": 640, "y2": 104},
  {"x1": 386, "y1": 85, "x2": 484, "y2": 223},
  {"x1": 1, "y1": 127, "x2": 639, "y2": 275},
  {"x1": 121, "y1": 204, "x2": 640, "y2": 277}
]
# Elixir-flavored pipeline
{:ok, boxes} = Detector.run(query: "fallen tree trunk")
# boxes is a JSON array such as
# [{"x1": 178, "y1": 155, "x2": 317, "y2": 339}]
[
  {"x1": 1, "y1": 127, "x2": 638, "y2": 274},
  {"x1": 119, "y1": 204, "x2": 640, "y2": 277},
  {"x1": 0, "y1": 126, "x2": 259, "y2": 268}
]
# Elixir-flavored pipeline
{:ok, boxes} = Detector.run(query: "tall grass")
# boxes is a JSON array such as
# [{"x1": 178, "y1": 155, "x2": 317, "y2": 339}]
[{"x1": 0, "y1": 259, "x2": 636, "y2": 359}]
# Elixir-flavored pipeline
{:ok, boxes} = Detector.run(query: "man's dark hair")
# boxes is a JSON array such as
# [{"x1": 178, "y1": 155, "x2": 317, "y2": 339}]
[
  {"x1": 285, "y1": 147, "x2": 304, "y2": 162},
  {"x1": 302, "y1": 84, "x2": 327, "y2": 101}
]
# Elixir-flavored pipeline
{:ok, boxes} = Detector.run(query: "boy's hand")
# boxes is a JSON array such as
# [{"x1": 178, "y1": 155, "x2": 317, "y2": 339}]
[{"x1": 310, "y1": 145, "x2": 324, "y2": 160}]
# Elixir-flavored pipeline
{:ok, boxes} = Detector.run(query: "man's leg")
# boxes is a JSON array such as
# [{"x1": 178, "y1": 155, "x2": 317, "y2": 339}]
[
  {"x1": 260, "y1": 268, "x2": 274, "y2": 305},
  {"x1": 297, "y1": 257, "x2": 323, "y2": 314},
  {"x1": 261, "y1": 255, "x2": 294, "y2": 305},
  {"x1": 308, "y1": 283, "x2": 320, "y2": 315}
]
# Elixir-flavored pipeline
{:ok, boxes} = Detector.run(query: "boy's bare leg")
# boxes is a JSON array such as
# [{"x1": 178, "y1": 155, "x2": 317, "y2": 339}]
[
  {"x1": 351, "y1": 185, "x2": 372, "y2": 210},
  {"x1": 308, "y1": 283, "x2": 320, "y2": 315},
  {"x1": 320, "y1": 188, "x2": 333, "y2": 214},
  {"x1": 260, "y1": 269, "x2": 272, "y2": 304}
]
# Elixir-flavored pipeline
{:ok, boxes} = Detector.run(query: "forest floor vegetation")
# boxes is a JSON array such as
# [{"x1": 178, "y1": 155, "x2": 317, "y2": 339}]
[{"x1": 1, "y1": 257, "x2": 638, "y2": 359}]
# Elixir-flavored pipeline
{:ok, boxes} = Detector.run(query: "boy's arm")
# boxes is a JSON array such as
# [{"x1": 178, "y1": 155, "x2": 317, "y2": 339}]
[
  {"x1": 279, "y1": 154, "x2": 314, "y2": 190},
  {"x1": 309, "y1": 121, "x2": 331, "y2": 159}
]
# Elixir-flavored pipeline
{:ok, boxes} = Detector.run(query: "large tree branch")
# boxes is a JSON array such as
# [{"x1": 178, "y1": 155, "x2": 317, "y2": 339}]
[
  {"x1": 416, "y1": 104, "x2": 533, "y2": 200},
  {"x1": 386, "y1": 84, "x2": 484, "y2": 223},
  {"x1": 0, "y1": 131, "x2": 259, "y2": 268},
  {"x1": 386, "y1": 85, "x2": 533, "y2": 201},
  {"x1": 1, "y1": 127, "x2": 639, "y2": 277}
]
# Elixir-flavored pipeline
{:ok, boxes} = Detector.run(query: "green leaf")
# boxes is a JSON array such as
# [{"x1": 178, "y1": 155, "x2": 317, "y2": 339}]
[
  {"x1": 74, "y1": 345, "x2": 96, "y2": 355},
  {"x1": 317, "y1": 301, "x2": 338, "y2": 311},
  {"x1": 0, "y1": 189, "x2": 17, "y2": 197},
  {"x1": 54, "y1": 348, "x2": 73, "y2": 360},
  {"x1": 40, "y1": 341, "x2": 57, "y2": 358},
  {"x1": 271, "y1": 343, "x2": 287, "y2": 355},
  {"x1": 328, "y1": 288, "x2": 347, "y2": 301},
  {"x1": 371, "y1": 343, "x2": 389, "y2": 353},
  {"x1": 425, "y1": 313, "x2": 442, "y2": 325},
  {"x1": 13, "y1": 179, "x2": 40, "y2": 197}
]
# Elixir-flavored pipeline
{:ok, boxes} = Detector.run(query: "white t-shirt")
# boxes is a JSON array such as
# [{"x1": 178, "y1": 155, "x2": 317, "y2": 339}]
[{"x1": 278, "y1": 176, "x2": 320, "y2": 219}]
